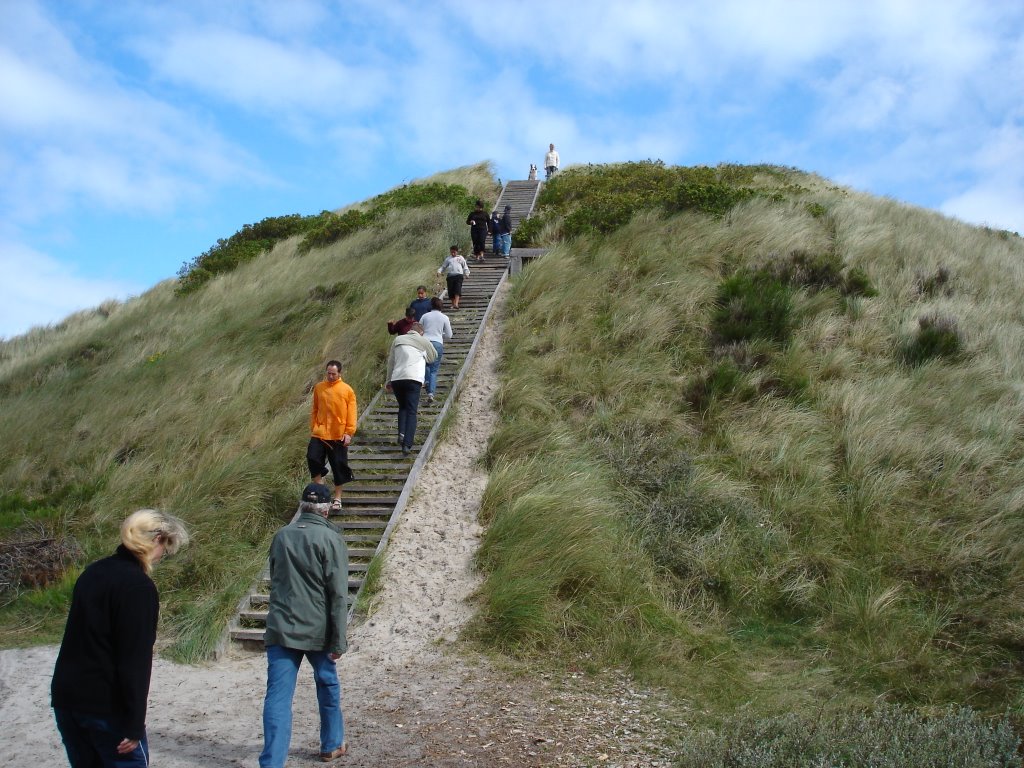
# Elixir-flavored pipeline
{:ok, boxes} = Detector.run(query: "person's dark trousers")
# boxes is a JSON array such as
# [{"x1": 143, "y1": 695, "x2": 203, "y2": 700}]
[
  {"x1": 391, "y1": 380, "x2": 421, "y2": 449},
  {"x1": 306, "y1": 438, "x2": 353, "y2": 483},
  {"x1": 471, "y1": 230, "x2": 487, "y2": 255},
  {"x1": 54, "y1": 708, "x2": 151, "y2": 767}
]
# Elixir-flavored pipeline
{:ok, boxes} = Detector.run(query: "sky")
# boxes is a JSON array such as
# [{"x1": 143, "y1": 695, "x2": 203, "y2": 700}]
[{"x1": 2, "y1": 0, "x2": 1022, "y2": 339}]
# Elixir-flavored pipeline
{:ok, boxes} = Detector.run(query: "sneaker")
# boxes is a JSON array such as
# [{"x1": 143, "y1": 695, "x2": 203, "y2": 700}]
[
  {"x1": 401, "y1": 445, "x2": 411, "y2": 457},
  {"x1": 397, "y1": 433, "x2": 404, "y2": 446},
  {"x1": 320, "y1": 743, "x2": 348, "y2": 761},
  {"x1": 427, "y1": 393, "x2": 435, "y2": 404},
  {"x1": 330, "y1": 498, "x2": 343, "y2": 512}
]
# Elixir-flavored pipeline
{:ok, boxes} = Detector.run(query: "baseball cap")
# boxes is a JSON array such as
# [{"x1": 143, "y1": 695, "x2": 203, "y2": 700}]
[{"x1": 301, "y1": 483, "x2": 331, "y2": 503}]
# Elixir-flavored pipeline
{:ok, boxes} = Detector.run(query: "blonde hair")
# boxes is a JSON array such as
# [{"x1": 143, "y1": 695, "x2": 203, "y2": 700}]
[{"x1": 120, "y1": 509, "x2": 190, "y2": 573}]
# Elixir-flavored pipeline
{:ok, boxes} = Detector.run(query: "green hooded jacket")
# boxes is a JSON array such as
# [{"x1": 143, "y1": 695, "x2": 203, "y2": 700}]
[{"x1": 264, "y1": 512, "x2": 348, "y2": 654}]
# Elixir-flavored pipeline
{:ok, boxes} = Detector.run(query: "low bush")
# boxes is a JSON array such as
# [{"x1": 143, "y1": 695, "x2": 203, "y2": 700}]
[
  {"x1": 712, "y1": 271, "x2": 795, "y2": 345},
  {"x1": 511, "y1": 216, "x2": 544, "y2": 247},
  {"x1": 176, "y1": 213, "x2": 327, "y2": 295},
  {"x1": 674, "y1": 704, "x2": 1021, "y2": 767},
  {"x1": 900, "y1": 313, "x2": 964, "y2": 366},
  {"x1": 531, "y1": 161, "x2": 797, "y2": 241},
  {"x1": 177, "y1": 182, "x2": 479, "y2": 293},
  {"x1": 915, "y1": 266, "x2": 954, "y2": 297}
]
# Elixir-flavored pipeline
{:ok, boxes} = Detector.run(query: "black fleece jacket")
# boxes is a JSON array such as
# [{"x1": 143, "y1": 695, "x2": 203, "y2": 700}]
[{"x1": 51, "y1": 545, "x2": 159, "y2": 741}]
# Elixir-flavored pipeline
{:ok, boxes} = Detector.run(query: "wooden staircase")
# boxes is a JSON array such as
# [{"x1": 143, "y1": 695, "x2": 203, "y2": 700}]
[{"x1": 228, "y1": 256, "x2": 511, "y2": 649}]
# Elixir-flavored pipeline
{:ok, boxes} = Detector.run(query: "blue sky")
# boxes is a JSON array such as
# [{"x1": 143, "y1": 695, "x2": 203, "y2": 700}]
[{"x1": 2, "y1": 0, "x2": 1022, "y2": 339}]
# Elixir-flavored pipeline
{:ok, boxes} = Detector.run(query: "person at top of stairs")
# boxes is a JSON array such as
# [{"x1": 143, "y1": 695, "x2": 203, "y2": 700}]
[{"x1": 545, "y1": 143, "x2": 560, "y2": 179}]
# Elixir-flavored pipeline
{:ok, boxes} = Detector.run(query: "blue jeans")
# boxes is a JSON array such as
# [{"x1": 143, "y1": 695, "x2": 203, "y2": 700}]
[
  {"x1": 498, "y1": 232, "x2": 511, "y2": 256},
  {"x1": 54, "y1": 708, "x2": 150, "y2": 767},
  {"x1": 425, "y1": 341, "x2": 444, "y2": 395},
  {"x1": 260, "y1": 645, "x2": 344, "y2": 767}
]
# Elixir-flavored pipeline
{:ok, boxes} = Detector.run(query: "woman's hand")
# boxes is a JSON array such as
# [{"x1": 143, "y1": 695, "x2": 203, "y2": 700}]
[{"x1": 117, "y1": 738, "x2": 140, "y2": 754}]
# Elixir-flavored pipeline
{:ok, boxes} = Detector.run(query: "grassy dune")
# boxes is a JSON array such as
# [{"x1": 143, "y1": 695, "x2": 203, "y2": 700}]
[
  {"x1": 2, "y1": 158, "x2": 1021, "y2": 759},
  {"x1": 0, "y1": 162, "x2": 498, "y2": 659},
  {"x1": 475, "y1": 164, "x2": 1024, "y2": 727}
]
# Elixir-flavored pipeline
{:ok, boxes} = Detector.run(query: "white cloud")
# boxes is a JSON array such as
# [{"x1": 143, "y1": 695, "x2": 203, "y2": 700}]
[
  {"x1": 0, "y1": 5, "x2": 266, "y2": 225},
  {"x1": 0, "y1": 242, "x2": 141, "y2": 340},
  {"x1": 135, "y1": 28, "x2": 386, "y2": 113}
]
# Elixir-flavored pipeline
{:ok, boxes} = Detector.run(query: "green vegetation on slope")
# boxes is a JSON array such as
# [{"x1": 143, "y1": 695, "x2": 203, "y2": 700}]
[
  {"x1": 0, "y1": 162, "x2": 498, "y2": 659},
  {"x1": 475, "y1": 162, "x2": 1024, "y2": 725},
  {"x1": 176, "y1": 181, "x2": 481, "y2": 294}
]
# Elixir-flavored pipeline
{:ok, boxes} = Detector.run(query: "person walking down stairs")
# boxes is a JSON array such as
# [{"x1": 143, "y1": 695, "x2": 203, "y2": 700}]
[
  {"x1": 466, "y1": 199, "x2": 490, "y2": 262},
  {"x1": 437, "y1": 245, "x2": 470, "y2": 310},
  {"x1": 307, "y1": 360, "x2": 356, "y2": 511}
]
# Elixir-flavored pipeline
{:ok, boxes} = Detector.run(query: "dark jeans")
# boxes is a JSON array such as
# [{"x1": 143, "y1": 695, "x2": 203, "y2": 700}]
[
  {"x1": 54, "y1": 708, "x2": 150, "y2": 768},
  {"x1": 391, "y1": 380, "x2": 421, "y2": 449}
]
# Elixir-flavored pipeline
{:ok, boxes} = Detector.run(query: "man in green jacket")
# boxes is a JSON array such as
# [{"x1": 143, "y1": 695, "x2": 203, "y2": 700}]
[{"x1": 259, "y1": 483, "x2": 349, "y2": 766}]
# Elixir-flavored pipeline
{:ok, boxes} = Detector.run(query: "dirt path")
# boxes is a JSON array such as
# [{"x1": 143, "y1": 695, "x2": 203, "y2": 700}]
[{"x1": 0, "y1": 282, "x2": 682, "y2": 767}]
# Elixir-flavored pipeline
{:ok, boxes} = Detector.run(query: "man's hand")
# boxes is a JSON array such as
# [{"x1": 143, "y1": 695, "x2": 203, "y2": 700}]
[
  {"x1": 342, "y1": 434, "x2": 352, "y2": 446},
  {"x1": 329, "y1": 652, "x2": 341, "y2": 661}
]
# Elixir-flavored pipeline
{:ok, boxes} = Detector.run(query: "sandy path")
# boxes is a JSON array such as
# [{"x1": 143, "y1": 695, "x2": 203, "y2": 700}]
[{"x1": 0, "y1": 281, "x2": 680, "y2": 767}]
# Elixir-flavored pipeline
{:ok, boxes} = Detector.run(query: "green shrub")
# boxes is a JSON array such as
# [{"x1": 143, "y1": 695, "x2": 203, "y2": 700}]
[
  {"x1": 298, "y1": 209, "x2": 369, "y2": 253},
  {"x1": 766, "y1": 249, "x2": 846, "y2": 292},
  {"x1": 712, "y1": 271, "x2": 795, "y2": 345},
  {"x1": 915, "y1": 266, "x2": 954, "y2": 297},
  {"x1": 176, "y1": 213, "x2": 326, "y2": 295},
  {"x1": 843, "y1": 266, "x2": 877, "y2": 297},
  {"x1": 177, "y1": 182, "x2": 478, "y2": 293},
  {"x1": 900, "y1": 314, "x2": 964, "y2": 366},
  {"x1": 299, "y1": 182, "x2": 478, "y2": 253},
  {"x1": 670, "y1": 181, "x2": 756, "y2": 218},
  {"x1": 674, "y1": 704, "x2": 1021, "y2": 767},
  {"x1": 511, "y1": 216, "x2": 544, "y2": 247},
  {"x1": 805, "y1": 201, "x2": 828, "y2": 218},
  {"x1": 684, "y1": 360, "x2": 753, "y2": 411}
]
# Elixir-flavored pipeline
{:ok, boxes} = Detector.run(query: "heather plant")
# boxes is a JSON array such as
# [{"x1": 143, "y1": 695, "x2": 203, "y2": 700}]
[
  {"x1": 674, "y1": 705, "x2": 1021, "y2": 767},
  {"x1": 899, "y1": 313, "x2": 964, "y2": 366}
]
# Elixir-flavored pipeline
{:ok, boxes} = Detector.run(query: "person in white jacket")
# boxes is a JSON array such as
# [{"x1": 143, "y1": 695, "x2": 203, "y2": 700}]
[
  {"x1": 544, "y1": 143, "x2": 560, "y2": 180},
  {"x1": 419, "y1": 297, "x2": 453, "y2": 404},
  {"x1": 385, "y1": 324, "x2": 438, "y2": 456}
]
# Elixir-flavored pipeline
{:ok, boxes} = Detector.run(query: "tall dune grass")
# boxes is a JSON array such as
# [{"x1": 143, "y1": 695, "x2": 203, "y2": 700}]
[
  {"x1": 479, "y1": 164, "x2": 1024, "y2": 719},
  {"x1": 0, "y1": 164, "x2": 493, "y2": 658}
]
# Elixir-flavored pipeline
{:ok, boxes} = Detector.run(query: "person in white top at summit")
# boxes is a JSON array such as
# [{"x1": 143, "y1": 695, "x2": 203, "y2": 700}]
[
  {"x1": 545, "y1": 143, "x2": 560, "y2": 179},
  {"x1": 419, "y1": 297, "x2": 453, "y2": 404}
]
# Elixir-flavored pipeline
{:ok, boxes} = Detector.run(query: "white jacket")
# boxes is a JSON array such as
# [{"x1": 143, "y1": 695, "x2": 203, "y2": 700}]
[
  {"x1": 545, "y1": 149, "x2": 560, "y2": 169},
  {"x1": 438, "y1": 255, "x2": 469, "y2": 276},
  {"x1": 386, "y1": 331, "x2": 438, "y2": 384}
]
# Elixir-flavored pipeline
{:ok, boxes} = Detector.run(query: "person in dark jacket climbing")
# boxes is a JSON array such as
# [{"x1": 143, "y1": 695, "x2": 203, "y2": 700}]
[{"x1": 51, "y1": 508, "x2": 189, "y2": 768}]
